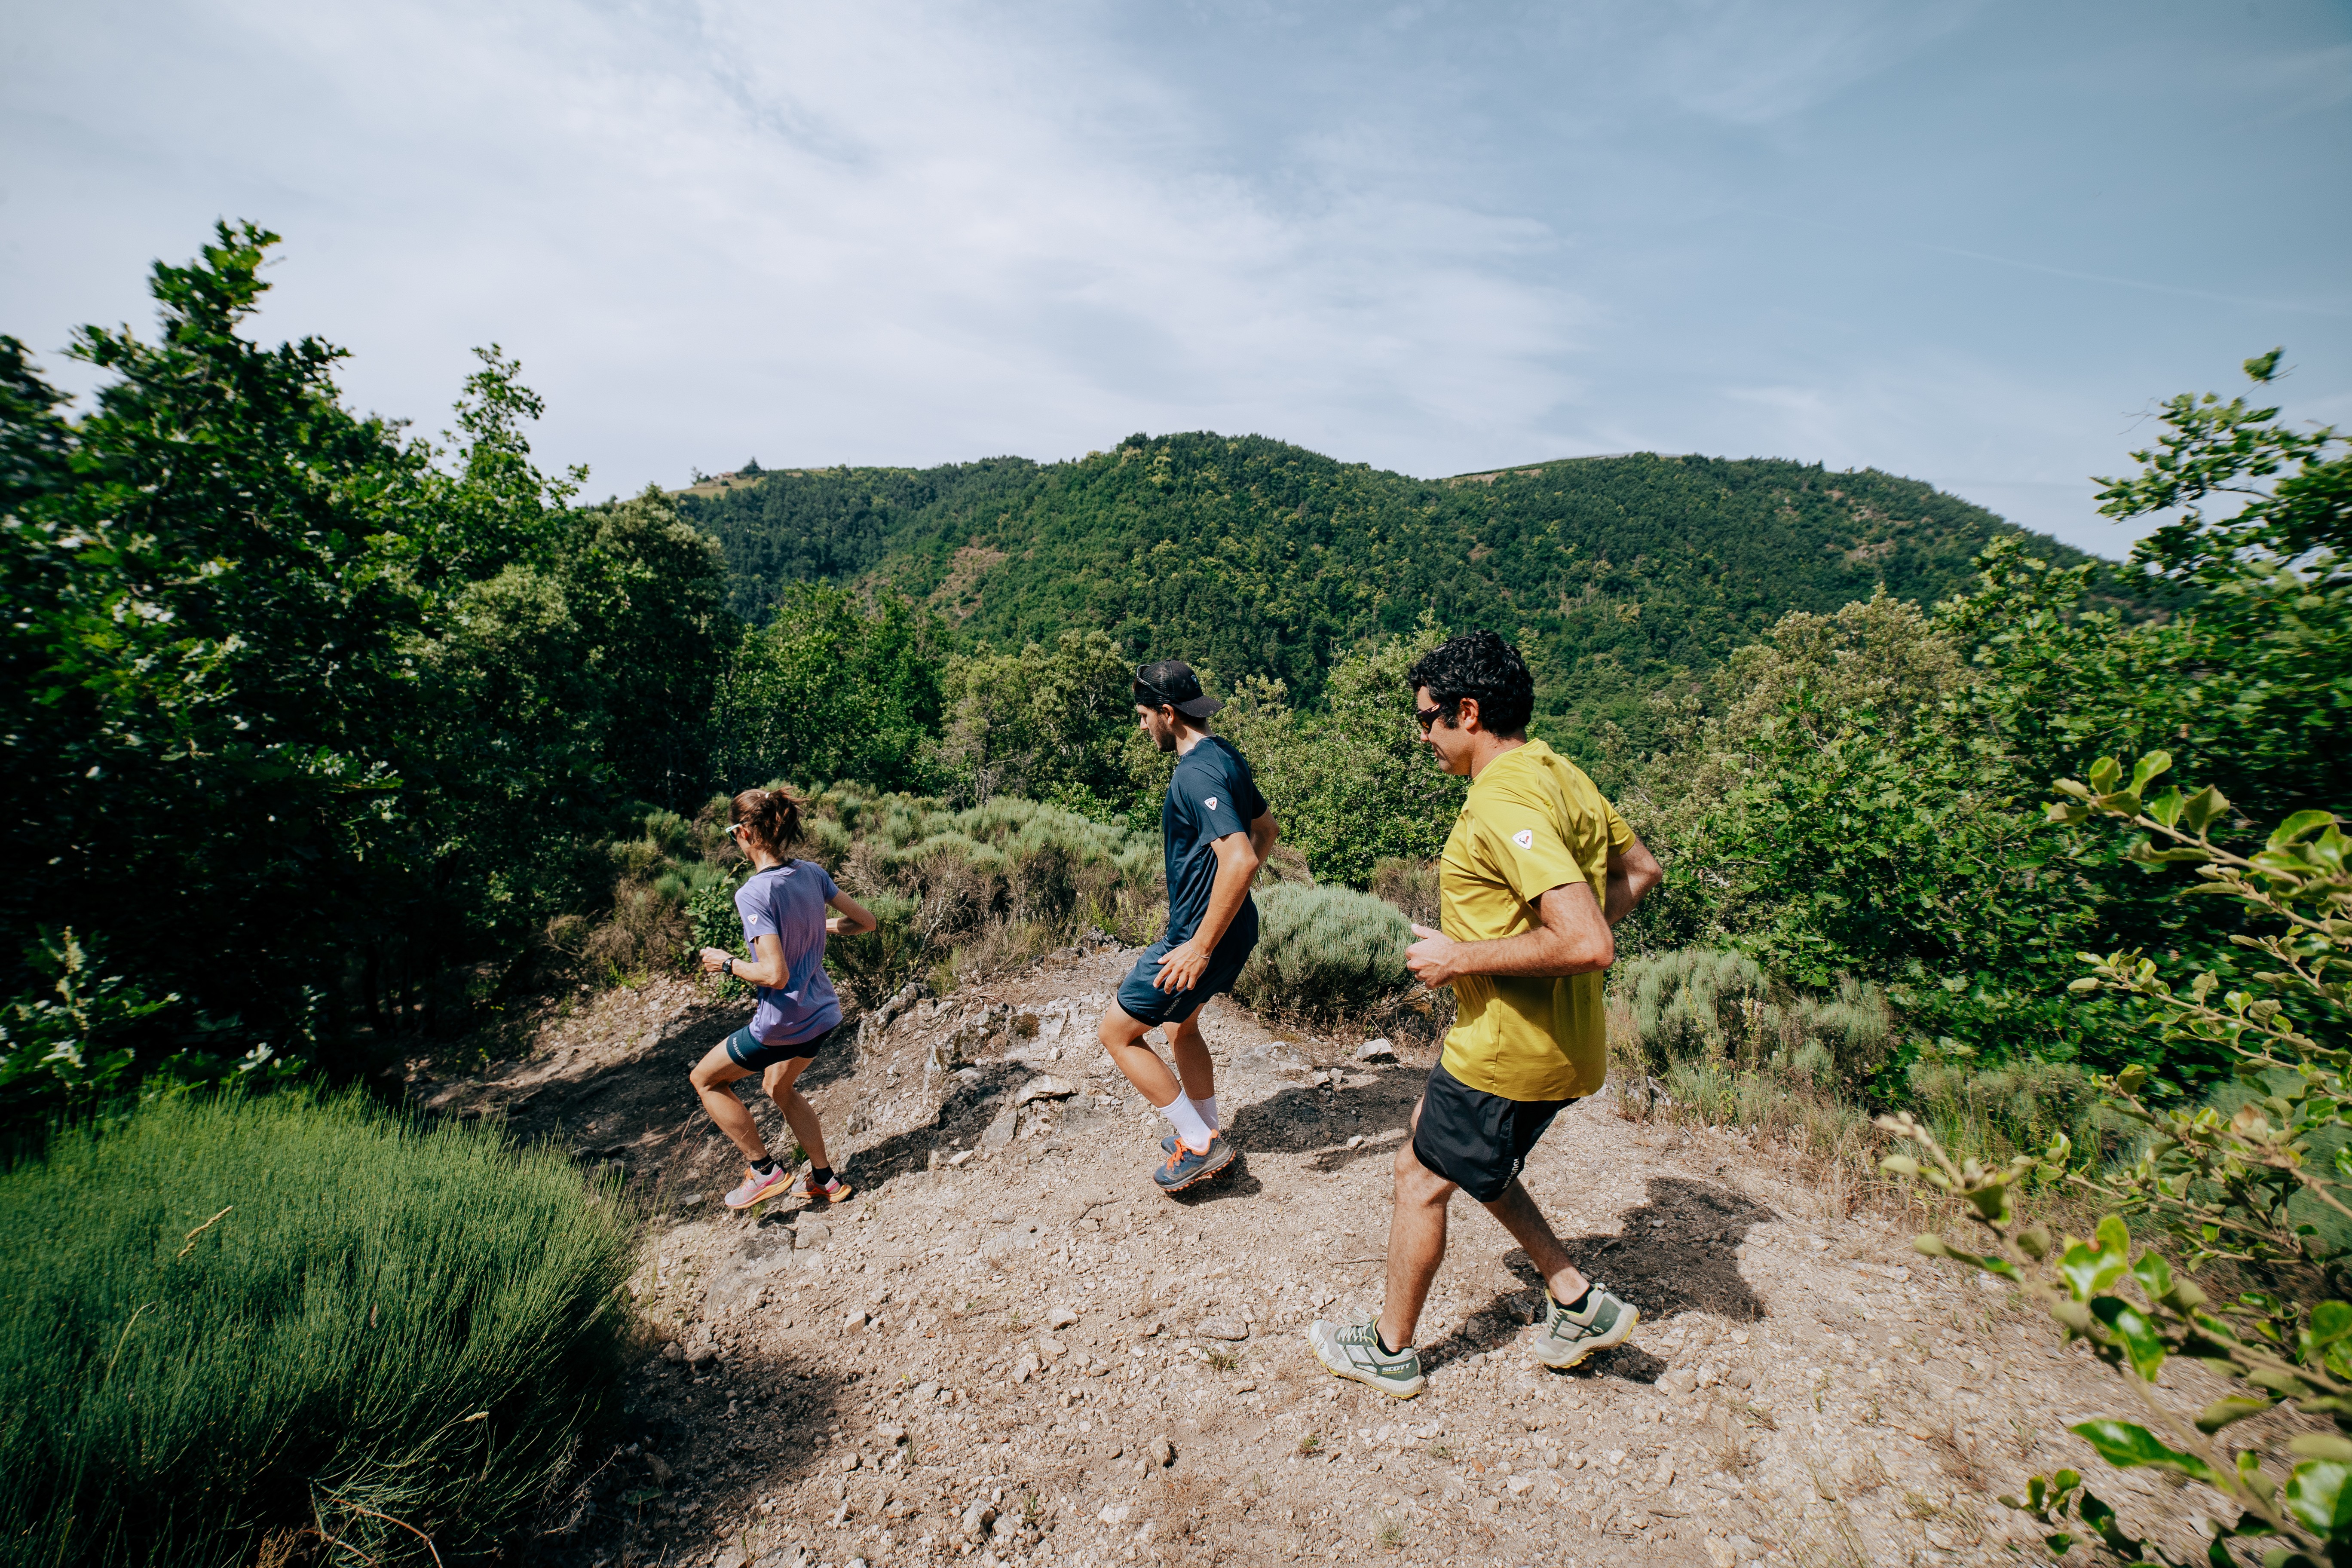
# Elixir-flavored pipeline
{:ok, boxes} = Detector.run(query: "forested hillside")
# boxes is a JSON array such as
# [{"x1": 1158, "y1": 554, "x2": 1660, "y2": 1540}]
[{"x1": 684, "y1": 439, "x2": 2115, "y2": 753}]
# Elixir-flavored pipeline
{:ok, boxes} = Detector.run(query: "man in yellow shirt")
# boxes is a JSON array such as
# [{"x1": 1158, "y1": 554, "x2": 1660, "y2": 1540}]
[{"x1": 1308, "y1": 631, "x2": 1661, "y2": 1399}]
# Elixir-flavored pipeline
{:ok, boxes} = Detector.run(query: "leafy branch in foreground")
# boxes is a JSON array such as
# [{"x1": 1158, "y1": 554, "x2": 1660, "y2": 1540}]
[{"x1": 1879, "y1": 751, "x2": 2351, "y2": 1566}]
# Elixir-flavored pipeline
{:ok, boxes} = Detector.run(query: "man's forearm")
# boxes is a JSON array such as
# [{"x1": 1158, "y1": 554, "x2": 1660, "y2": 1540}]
[
  {"x1": 1448, "y1": 927, "x2": 1610, "y2": 980},
  {"x1": 1605, "y1": 870, "x2": 1634, "y2": 927},
  {"x1": 1189, "y1": 844, "x2": 1255, "y2": 952}
]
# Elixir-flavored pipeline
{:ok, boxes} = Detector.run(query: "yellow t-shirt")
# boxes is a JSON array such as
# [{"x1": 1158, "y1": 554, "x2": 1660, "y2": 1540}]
[{"x1": 1437, "y1": 739, "x2": 1634, "y2": 1102}]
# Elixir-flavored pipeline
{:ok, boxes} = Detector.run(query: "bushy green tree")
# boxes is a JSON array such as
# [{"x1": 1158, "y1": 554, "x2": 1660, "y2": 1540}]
[
  {"x1": 1885, "y1": 757, "x2": 2352, "y2": 1568},
  {"x1": 0, "y1": 224, "x2": 734, "y2": 1102},
  {"x1": 711, "y1": 583, "x2": 943, "y2": 793},
  {"x1": 934, "y1": 627, "x2": 1135, "y2": 811},
  {"x1": 1643, "y1": 354, "x2": 2347, "y2": 1078}
]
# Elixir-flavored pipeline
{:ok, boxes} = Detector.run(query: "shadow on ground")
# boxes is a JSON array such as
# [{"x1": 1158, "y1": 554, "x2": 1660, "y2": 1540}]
[
  {"x1": 535, "y1": 1339, "x2": 885, "y2": 1565},
  {"x1": 1415, "y1": 1175, "x2": 1777, "y2": 1375}
]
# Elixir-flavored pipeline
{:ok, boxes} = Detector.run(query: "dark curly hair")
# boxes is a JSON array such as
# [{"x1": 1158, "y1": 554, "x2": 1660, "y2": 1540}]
[{"x1": 1406, "y1": 631, "x2": 1534, "y2": 738}]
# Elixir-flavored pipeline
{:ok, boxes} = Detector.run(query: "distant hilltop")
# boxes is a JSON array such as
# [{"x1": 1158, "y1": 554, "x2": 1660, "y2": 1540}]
[{"x1": 662, "y1": 434, "x2": 2131, "y2": 760}]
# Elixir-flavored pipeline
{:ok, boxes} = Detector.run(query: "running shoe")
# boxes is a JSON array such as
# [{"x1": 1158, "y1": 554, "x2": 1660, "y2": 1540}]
[
  {"x1": 1531, "y1": 1279, "x2": 1639, "y2": 1369},
  {"x1": 1305, "y1": 1317, "x2": 1425, "y2": 1400},
  {"x1": 795, "y1": 1171, "x2": 854, "y2": 1204},
  {"x1": 1161, "y1": 1130, "x2": 1222, "y2": 1154},
  {"x1": 724, "y1": 1163, "x2": 792, "y2": 1210},
  {"x1": 1152, "y1": 1135, "x2": 1235, "y2": 1194}
]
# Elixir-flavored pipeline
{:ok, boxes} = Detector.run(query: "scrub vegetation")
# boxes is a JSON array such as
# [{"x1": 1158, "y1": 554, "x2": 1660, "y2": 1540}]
[{"x1": 2, "y1": 224, "x2": 2345, "y2": 1566}]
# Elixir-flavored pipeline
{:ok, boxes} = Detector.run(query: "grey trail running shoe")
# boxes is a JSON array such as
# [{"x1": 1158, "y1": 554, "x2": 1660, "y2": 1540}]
[
  {"x1": 1305, "y1": 1318, "x2": 1426, "y2": 1400},
  {"x1": 1532, "y1": 1279, "x2": 1639, "y2": 1369}
]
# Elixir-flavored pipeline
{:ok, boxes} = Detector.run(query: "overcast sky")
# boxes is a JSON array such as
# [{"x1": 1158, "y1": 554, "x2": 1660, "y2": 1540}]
[{"x1": 5, "y1": 0, "x2": 2347, "y2": 554}]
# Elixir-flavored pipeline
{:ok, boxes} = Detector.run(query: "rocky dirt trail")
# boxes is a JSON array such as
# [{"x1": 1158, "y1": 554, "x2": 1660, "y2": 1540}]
[{"x1": 414, "y1": 950, "x2": 2266, "y2": 1568}]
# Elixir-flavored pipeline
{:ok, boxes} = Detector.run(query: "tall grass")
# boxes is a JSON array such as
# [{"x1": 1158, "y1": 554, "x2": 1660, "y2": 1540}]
[{"x1": 0, "y1": 1091, "x2": 639, "y2": 1568}]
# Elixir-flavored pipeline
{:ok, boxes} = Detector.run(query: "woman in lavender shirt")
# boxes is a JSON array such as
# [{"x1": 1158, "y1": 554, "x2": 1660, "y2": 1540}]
[{"x1": 689, "y1": 786, "x2": 877, "y2": 1210}]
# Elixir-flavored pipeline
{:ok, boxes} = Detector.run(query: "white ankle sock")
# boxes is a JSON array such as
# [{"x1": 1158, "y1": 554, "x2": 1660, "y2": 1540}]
[
  {"x1": 1161, "y1": 1094, "x2": 1215, "y2": 1154},
  {"x1": 1188, "y1": 1094, "x2": 1218, "y2": 1132}
]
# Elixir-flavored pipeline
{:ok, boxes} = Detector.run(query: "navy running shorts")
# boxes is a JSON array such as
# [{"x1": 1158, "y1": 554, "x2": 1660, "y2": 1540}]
[
  {"x1": 723, "y1": 1022, "x2": 838, "y2": 1073},
  {"x1": 1114, "y1": 902, "x2": 1259, "y2": 1029},
  {"x1": 1411, "y1": 1057, "x2": 1574, "y2": 1204}
]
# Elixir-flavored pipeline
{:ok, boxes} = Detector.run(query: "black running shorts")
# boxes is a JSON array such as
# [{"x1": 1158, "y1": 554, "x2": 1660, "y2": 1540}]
[{"x1": 1410, "y1": 1058, "x2": 1574, "y2": 1204}]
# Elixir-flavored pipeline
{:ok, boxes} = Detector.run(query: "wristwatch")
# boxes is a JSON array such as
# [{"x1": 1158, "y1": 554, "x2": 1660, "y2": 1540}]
[{"x1": 722, "y1": 958, "x2": 736, "y2": 979}]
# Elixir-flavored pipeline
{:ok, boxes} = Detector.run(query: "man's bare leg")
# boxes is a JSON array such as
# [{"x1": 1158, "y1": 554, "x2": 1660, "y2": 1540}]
[
  {"x1": 1376, "y1": 1098, "x2": 1592, "y2": 1352},
  {"x1": 1099, "y1": 1004, "x2": 1182, "y2": 1104},
  {"x1": 1378, "y1": 1110, "x2": 1453, "y2": 1353},
  {"x1": 1164, "y1": 1008, "x2": 1216, "y2": 1112},
  {"x1": 1480, "y1": 1179, "x2": 1589, "y2": 1307}
]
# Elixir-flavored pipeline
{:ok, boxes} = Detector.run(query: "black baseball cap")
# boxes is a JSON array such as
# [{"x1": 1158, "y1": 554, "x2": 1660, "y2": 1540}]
[{"x1": 1133, "y1": 659, "x2": 1222, "y2": 719}]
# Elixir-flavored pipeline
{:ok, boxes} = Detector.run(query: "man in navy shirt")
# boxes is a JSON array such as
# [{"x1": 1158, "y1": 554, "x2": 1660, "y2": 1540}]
[{"x1": 1100, "y1": 659, "x2": 1280, "y2": 1193}]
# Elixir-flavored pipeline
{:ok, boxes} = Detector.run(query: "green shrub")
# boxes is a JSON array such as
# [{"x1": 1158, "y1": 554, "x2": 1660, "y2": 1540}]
[
  {"x1": 0, "y1": 1090, "x2": 638, "y2": 1568},
  {"x1": 1886, "y1": 758, "x2": 2352, "y2": 1566},
  {"x1": 1233, "y1": 883, "x2": 1413, "y2": 1022},
  {"x1": 1611, "y1": 947, "x2": 1893, "y2": 1089}
]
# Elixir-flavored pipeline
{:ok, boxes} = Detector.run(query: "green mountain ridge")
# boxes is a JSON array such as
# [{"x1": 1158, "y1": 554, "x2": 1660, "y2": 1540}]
[{"x1": 682, "y1": 434, "x2": 2117, "y2": 758}]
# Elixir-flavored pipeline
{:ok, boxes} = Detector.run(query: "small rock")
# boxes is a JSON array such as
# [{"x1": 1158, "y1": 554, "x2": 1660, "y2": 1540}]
[
  {"x1": 713, "y1": 1550, "x2": 746, "y2": 1568},
  {"x1": 840, "y1": 1452, "x2": 860, "y2": 1472},
  {"x1": 643, "y1": 1452, "x2": 675, "y2": 1484},
  {"x1": 659, "y1": 1341, "x2": 685, "y2": 1363},
  {"x1": 913, "y1": 1381, "x2": 940, "y2": 1402},
  {"x1": 1150, "y1": 1436, "x2": 1174, "y2": 1467},
  {"x1": 1345, "y1": 1134, "x2": 1365, "y2": 1149},
  {"x1": 793, "y1": 1222, "x2": 830, "y2": 1250},
  {"x1": 1506, "y1": 1474, "x2": 1532, "y2": 1495},
  {"x1": 1047, "y1": 1305, "x2": 1080, "y2": 1329},
  {"x1": 980, "y1": 1103, "x2": 1020, "y2": 1151},
  {"x1": 843, "y1": 1309, "x2": 869, "y2": 1331},
  {"x1": 1356, "y1": 1038, "x2": 1397, "y2": 1064},
  {"x1": 877, "y1": 1424, "x2": 907, "y2": 1444},
  {"x1": 1726, "y1": 1366, "x2": 1755, "y2": 1389},
  {"x1": 1657, "y1": 1367, "x2": 1698, "y2": 1396},
  {"x1": 1651, "y1": 1458, "x2": 1675, "y2": 1489},
  {"x1": 948, "y1": 1149, "x2": 976, "y2": 1167},
  {"x1": 1015, "y1": 1075, "x2": 1077, "y2": 1106},
  {"x1": 1706, "y1": 1541, "x2": 1737, "y2": 1568},
  {"x1": 1196, "y1": 1317, "x2": 1248, "y2": 1341},
  {"x1": 1038, "y1": 1335, "x2": 1066, "y2": 1356},
  {"x1": 686, "y1": 1344, "x2": 717, "y2": 1366},
  {"x1": 962, "y1": 1501, "x2": 997, "y2": 1537},
  {"x1": 1097, "y1": 1504, "x2": 1131, "y2": 1526}
]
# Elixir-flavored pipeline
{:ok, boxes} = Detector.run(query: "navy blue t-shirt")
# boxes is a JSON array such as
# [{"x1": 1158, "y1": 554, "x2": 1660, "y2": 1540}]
[{"x1": 1162, "y1": 736, "x2": 1268, "y2": 946}]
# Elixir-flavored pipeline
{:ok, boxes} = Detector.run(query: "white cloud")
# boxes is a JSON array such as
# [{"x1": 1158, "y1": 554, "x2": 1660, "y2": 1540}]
[{"x1": 0, "y1": 0, "x2": 2344, "y2": 557}]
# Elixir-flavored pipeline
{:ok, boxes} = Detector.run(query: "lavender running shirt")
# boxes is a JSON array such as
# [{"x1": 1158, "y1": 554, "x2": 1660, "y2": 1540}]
[{"x1": 734, "y1": 860, "x2": 843, "y2": 1047}]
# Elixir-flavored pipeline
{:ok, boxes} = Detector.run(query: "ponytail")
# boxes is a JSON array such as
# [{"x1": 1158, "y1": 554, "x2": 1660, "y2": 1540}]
[{"x1": 730, "y1": 786, "x2": 806, "y2": 856}]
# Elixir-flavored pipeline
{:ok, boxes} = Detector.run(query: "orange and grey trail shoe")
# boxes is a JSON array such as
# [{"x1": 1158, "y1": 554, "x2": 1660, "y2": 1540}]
[
  {"x1": 1152, "y1": 1134, "x2": 1235, "y2": 1194},
  {"x1": 724, "y1": 1164, "x2": 792, "y2": 1210},
  {"x1": 1306, "y1": 1317, "x2": 1425, "y2": 1399},
  {"x1": 795, "y1": 1171, "x2": 853, "y2": 1204},
  {"x1": 1532, "y1": 1280, "x2": 1638, "y2": 1369}
]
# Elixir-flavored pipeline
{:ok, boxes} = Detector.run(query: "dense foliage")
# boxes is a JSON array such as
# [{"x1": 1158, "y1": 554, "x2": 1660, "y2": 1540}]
[
  {"x1": 1887, "y1": 762, "x2": 2352, "y2": 1567},
  {"x1": 685, "y1": 436, "x2": 2115, "y2": 761},
  {"x1": 0, "y1": 225, "x2": 732, "y2": 1108},
  {"x1": 0, "y1": 1090, "x2": 636, "y2": 1568},
  {"x1": 1615, "y1": 353, "x2": 2348, "y2": 1084}
]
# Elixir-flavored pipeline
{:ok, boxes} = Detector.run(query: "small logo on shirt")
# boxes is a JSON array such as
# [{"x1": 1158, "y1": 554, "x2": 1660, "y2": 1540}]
[
  {"x1": 1205, "y1": 796, "x2": 1219, "y2": 811},
  {"x1": 1512, "y1": 829, "x2": 1534, "y2": 849}
]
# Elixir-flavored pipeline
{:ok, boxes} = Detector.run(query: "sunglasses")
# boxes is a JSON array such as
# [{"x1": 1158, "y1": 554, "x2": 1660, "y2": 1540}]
[{"x1": 1414, "y1": 703, "x2": 1452, "y2": 731}]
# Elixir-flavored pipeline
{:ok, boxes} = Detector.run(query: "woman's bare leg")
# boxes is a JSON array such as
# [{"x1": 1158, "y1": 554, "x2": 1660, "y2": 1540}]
[
  {"x1": 763, "y1": 1057, "x2": 830, "y2": 1171},
  {"x1": 689, "y1": 1043, "x2": 768, "y2": 1161}
]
